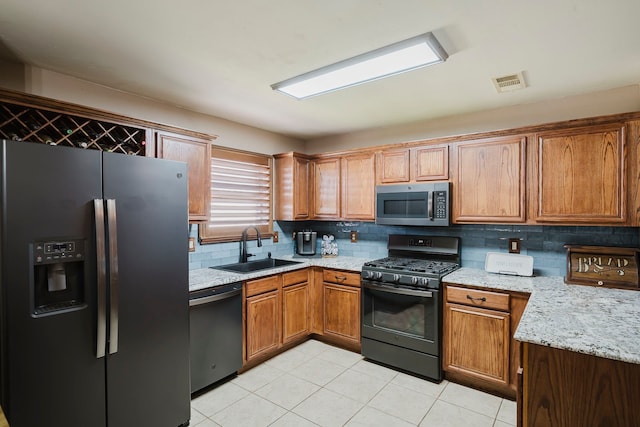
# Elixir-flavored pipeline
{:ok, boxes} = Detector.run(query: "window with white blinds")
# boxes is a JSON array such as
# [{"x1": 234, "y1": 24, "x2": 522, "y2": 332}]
[{"x1": 199, "y1": 147, "x2": 273, "y2": 243}]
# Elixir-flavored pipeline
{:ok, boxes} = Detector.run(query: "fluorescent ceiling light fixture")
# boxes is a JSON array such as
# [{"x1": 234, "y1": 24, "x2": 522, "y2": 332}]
[{"x1": 271, "y1": 32, "x2": 448, "y2": 99}]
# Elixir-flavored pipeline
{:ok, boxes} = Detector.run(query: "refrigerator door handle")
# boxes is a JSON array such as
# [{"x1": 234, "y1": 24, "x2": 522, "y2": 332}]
[
  {"x1": 106, "y1": 199, "x2": 120, "y2": 355},
  {"x1": 94, "y1": 199, "x2": 107, "y2": 359}
]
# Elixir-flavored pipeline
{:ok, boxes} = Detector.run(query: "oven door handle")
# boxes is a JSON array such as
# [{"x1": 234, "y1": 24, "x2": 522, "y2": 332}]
[{"x1": 363, "y1": 282, "x2": 434, "y2": 298}]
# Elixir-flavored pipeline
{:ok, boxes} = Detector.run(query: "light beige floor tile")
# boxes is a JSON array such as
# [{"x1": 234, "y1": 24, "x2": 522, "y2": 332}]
[
  {"x1": 497, "y1": 399, "x2": 517, "y2": 425},
  {"x1": 192, "y1": 419, "x2": 221, "y2": 427},
  {"x1": 190, "y1": 407, "x2": 207, "y2": 425},
  {"x1": 390, "y1": 372, "x2": 448, "y2": 398},
  {"x1": 419, "y1": 400, "x2": 495, "y2": 427},
  {"x1": 367, "y1": 382, "x2": 437, "y2": 424},
  {"x1": 269, "y1": 412, "x2": 321, "y2": 427},
  {"x1": 255, "y1": 373, "x2": 320, "y2": 410},
  {"x1": 191, "y1": 381, "x2": 249, "y2": 417},
  {"x1": 316, "y1": 345, "x2": 364, "y2": 368},
  {"x1": 264, "y1": 346, "x2": 316, "y2": 371},
  {"x1": 438, "y1": 382, "x2": 502, "y2": 418},
  {"x1": 325, "y1": 369, "x2": 388, "y2": 403},
  {"x1": 289, "y1": 356, "x2": 347, "y2": 386},
  {"x1": 292, "y1": 388, "x2": 364, "y2": 427},
  {"x1": 350, "y1": 359, "x2": 399, "y2": 382},
  {"x1": 345, "y1": 406, "x2": 415, "y2": 427},
  {"x1": 212, "y1": 393, "x2": 286, "y2": 427},
  {"x1": 494, "y1": 421, "x2": 515, "y2": 427},
  {"x1": 231, "y1": 362, "x2": 285, "y2": 391},
  {"x1": 295, "y1": 339, "x2": 335, "y2": 356}
]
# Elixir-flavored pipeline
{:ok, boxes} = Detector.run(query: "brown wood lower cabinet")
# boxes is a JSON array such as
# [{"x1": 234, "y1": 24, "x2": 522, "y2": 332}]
[
  {"x1": 245, "y1": 276, "x2": 281, "y2": 363},
  {"x1": 521, "y1": 343, "x2": 640, "y2": 427},
  {"x1": 242, "y1": 267, "x2": 362, "y2": 366},
  {"x1": 322, "y1": 269, "x2": 361, "y2": 350},
  {"x1": 282, "y1": 270, "x2": 310, "y2": 344},
  {"x1": 243, "y1": 269, "x2": 311, "y2": 366},
  {"x1": 443, "y1": 283, "x2": 529, "y2": 399},
  {"x1": 445, "y1": 302, "x2": 511, "y2": 386}
]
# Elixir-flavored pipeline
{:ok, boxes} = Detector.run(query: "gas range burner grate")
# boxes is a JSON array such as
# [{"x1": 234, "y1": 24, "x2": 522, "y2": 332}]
[{"x1": 364, "y1": 257, "x2": 459, "y2": 277}]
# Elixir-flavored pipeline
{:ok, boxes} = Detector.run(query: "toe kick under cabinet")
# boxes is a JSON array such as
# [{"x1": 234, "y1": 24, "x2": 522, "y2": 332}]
[{"x1": 443, "y1": 283, "x2": 529, "y2": 399}]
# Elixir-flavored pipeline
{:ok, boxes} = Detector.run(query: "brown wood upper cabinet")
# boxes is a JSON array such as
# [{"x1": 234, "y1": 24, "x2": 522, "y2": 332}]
[
  {"x1": 312, "y1": 152, "x2": 376, "y2": 220},
  {"x1": 313, "y1": 157, "x2": 341, "y2": 219},
  {"x1": 377, "y1": 148, "x2": 410, "y2": 183},
  {"x1": 376, "y1": 145, "x2": 448, "y2": 184},
  {"x1": 452, "y1": 135, "x2": 526, "y2": 223},
  {"x1": 532, "y1": 123, "x2": 626, "y2": 224},
  {"x1": 341, "y1": 152, "x2": 376, "y2": 220},
  {"x1": 412, "y1": 145, "x2": 449, "y2": 181},
  {"x1": 274, "y1": 152, "x2": 312, "y2": 220},
  {"x1": 155, "y1": 131, "x2": 211, "y2": 222}
]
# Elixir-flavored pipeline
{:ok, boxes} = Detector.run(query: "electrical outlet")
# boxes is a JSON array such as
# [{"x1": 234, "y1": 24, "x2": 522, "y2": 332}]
[
  {"x1": 350, "y1": 231, "x2": 358, "y2": 243},
  {"x1": 508, "y1": 238, "x2": 520, "y2": 254},
  {"x1": 272, "y1": 231, "x2": 279, "y2": 243},
  {"x1": 188, "y1": 237, "x2": 196, "y2": 252}
]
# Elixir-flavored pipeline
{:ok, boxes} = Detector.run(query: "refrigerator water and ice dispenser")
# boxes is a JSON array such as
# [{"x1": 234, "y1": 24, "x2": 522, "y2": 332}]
[{"x1": 31, "y1": 239, "x2": 86, "y2": 316}]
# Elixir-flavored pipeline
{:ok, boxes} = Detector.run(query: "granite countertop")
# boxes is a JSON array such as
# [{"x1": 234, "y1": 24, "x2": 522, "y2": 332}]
[
  {"x1": 189, "y1": 259, "x2": 640, "y2": 365},
  {"x1": 443, "y1": 268, "x2": 640, "y2": 365},
  {"x1": 188, "y1": 256, "x2": 372, "y2": 292}
]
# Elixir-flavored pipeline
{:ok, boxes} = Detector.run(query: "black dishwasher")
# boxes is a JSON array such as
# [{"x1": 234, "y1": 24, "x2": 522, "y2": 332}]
[{"x1": 189, "y1": 282, "x2": 243, "y2": 393}]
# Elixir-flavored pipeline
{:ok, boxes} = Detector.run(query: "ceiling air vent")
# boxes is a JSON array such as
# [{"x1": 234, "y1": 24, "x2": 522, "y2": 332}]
[{"x1": 492, "y1": 72, "x2": 526, "y2": 93}]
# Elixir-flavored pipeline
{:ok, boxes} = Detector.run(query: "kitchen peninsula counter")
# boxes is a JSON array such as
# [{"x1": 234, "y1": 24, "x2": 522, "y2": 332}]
[{"x1": 443, "y1": 268, "x2": 640, "y2": 365}]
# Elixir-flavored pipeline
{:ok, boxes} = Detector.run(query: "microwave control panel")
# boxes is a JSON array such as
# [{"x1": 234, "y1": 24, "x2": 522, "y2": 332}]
[{"x1": 434, "y1": 191, "x2": 448, "y2": 219}]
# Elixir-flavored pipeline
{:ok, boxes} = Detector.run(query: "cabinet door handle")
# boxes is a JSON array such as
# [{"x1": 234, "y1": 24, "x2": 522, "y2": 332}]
[
  {"x1": 335, "y1": 275, "x2": 347, "y2": 282},
  {"x1": 466, "y1": 295, "x2": 487, "y2": 302}
]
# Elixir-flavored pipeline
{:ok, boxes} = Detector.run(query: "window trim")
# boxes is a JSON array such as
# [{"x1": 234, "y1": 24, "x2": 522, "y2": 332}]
[{"x1": 199, "y1": 145, "x2": 273, "y2": 244}]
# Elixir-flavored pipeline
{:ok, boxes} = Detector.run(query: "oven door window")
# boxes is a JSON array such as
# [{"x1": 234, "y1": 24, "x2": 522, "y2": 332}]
[
  {"x1": 374, "y1": 293, "x2": 426, "y2": 337},
  {"x1": 364, "y1": 287, "x2": 437, "y2": 344}
]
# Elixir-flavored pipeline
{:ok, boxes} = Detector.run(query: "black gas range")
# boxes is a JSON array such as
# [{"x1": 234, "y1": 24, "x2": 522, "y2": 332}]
[
  {"x1": 361, "y1": 234, "x2": 460, "y2": 382},
  {"x1": 362, "y1": 234, "x2": 460, "y2": 288}
]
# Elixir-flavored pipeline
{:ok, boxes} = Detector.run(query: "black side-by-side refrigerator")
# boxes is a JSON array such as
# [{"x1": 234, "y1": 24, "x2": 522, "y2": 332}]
[{"x1": 0, "y1": 140, "x2": 191, "y2": 427}]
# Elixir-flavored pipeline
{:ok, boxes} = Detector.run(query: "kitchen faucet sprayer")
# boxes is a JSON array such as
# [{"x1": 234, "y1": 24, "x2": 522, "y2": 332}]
[{"x1": 240, "y1": 226, "x2": 262, "y2": 263}]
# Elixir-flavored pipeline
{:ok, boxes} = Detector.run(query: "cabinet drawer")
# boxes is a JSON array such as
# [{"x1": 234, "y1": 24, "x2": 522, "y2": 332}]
[
  {"x1": 246, "y1": 275, "x2": 281, "y2": 297},
  {"x1": 283, "y1": 269, "x2": 308, "y2": 287},
  {"x1": 447, "y1": 286, "x2": 510, "y2": 311},
  {"x1": 323, "y1": 269, "x2": 360, "y2": 287}
]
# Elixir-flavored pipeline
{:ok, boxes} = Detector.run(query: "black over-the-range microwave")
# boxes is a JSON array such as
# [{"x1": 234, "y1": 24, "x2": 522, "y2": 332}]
[{"x1": 375, "y1": 182, "x2": 451, "y2": 226}]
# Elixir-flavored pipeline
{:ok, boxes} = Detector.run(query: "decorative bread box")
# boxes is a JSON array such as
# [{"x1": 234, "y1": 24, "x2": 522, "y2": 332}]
[{"x1": 564, "y1": 245, "x2": 639, "y2": 290}]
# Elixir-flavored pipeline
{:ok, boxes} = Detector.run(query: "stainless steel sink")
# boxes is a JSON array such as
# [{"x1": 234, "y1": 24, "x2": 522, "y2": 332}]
[{"x1": 211, "y1": 258, "x2": 303, "y2": 273}]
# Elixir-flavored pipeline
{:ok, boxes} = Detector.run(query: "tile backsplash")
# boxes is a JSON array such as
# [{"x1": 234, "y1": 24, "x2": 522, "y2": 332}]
[{"x1": 189, "y1": 221, "x2": 640, "y2": 277}]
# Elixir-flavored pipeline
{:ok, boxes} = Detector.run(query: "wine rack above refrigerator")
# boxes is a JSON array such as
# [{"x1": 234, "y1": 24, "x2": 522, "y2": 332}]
[{"x1": 0, "y1": 98, "x2": 149, "y2": 156}]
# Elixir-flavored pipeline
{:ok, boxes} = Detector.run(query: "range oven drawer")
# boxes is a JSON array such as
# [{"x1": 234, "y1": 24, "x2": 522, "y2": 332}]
[{"x1": 446, "y1": 286, "x2": 510, "y2": 311}]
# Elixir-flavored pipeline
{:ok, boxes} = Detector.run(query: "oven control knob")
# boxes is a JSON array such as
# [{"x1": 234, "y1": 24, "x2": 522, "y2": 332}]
[
  {"x1": 362, "y1": 271, "x2": 372, "y2": 279},
  {"x1": 374, "y1": 272, "x2": 383, "y2": 280},
  {"x1": 420, "y1": 278, "x2": 429, "y2": 287},
  {"x1": 392, "y1": 274, "x2": 400, "y2": 282},
  {"x1": 411, "y1": 277, "x2": 418, "y2": 285}
]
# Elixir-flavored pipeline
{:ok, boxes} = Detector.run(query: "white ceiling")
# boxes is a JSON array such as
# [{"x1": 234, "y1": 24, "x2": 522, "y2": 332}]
[{"x1": 1, "y1": 0, "x2": 639, "y2": 140}]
